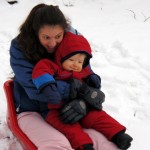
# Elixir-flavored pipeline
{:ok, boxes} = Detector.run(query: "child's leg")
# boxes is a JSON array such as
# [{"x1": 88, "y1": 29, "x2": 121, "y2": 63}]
[
  {"x1": 81, "y1": 110, "x2": 126, "y2": 140},
  {"x1": 17, "y1": 112, "x2": 74, "y2": 150},
  {"x1": 81, "y1": 110, "x2": 133, "y2": 149},
  {"x1": 46, "y1": 110, "x2": 93, "y2": 149}
]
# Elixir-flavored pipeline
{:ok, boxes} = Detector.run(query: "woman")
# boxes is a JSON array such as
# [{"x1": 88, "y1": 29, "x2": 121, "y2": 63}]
[{"x1": 10, "y1": 3, "x2": 119, "y2": 150}]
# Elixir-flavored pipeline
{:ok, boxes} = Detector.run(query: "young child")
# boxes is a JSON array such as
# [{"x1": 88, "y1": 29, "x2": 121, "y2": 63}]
[{"x1": 32, "y1": 32, "x2": 133, "y2": 150}]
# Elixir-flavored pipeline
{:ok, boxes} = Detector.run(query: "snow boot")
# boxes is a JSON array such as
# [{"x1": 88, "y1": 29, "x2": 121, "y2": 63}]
[
  {"x1": 112, "y1": 131, "x2": 133, "y2": 150},
  {"x1": 76, "y1": 144, "x2": 94, "y2": 150}
]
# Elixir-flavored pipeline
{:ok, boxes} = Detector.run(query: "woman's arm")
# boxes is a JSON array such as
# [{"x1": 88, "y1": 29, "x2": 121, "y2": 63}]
[
  {"x1": 10, "y1": 39, "x2": 71, "y2": 103},
  {"x1": 9, "y1": 39, "x2": 55, "y2": 102}
]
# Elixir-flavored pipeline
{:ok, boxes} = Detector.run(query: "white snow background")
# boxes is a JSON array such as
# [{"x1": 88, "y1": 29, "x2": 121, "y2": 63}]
[{"x1": 0, "y1": 0, "x2": 150, "y2": 149}]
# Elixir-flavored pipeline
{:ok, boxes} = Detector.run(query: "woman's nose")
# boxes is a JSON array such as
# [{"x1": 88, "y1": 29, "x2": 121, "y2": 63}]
[{"x1": 49, "y1": 39, "x2": 57, "y2": 47}]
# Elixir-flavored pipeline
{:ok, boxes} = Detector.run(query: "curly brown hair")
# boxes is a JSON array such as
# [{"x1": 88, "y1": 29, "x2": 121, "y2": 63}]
[{"x1": 17, "y1": 4, "x2": 70, "y2": 63}]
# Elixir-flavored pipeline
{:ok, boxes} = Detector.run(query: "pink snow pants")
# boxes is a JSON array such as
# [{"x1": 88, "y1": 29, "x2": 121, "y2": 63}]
[{"x1": 17, "y1": 112, "x2": 119, "y2": 150}]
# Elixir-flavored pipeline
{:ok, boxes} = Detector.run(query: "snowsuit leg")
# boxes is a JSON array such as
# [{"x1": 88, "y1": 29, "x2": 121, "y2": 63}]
[
  {"x1": 80, "y1": 110, "x2": 126, "y2": 140},
  {"x1": 46, "y1": 110, "x2": 93, "y2": 149}
]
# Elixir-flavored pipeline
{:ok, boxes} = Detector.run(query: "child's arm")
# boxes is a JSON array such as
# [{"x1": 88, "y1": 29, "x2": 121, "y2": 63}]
[
  {"x1": 82, "y1": 65, "x2": 101, "y2": 89},
  {"x1": 32, "y1": 59, "x2": 62, "y2": 104},
  {"x1": 32, "y1": 59, "x2": 59, "y2": 90},
  {"x1": 84, "y1": 74, "x2": 101, "y2": 89}
]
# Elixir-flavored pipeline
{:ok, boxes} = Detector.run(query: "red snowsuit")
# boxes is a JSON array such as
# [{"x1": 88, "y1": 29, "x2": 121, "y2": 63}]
[{"x1": 32, "y1": 32, "x2": 125, "y2": 149}]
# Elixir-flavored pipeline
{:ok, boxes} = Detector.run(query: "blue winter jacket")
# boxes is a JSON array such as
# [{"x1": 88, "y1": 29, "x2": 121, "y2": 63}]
[
  {"x1": 10, "y1": 38, "x2": 71, "y2": 117},
  {"x1": 10, "y1": 27, "x2": 80, "y2": 117}
]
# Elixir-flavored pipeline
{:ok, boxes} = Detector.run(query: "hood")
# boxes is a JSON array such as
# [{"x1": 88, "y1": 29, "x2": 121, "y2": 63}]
[{"x1": 55, "y1": 32, "x2": 92, "y2": 69}]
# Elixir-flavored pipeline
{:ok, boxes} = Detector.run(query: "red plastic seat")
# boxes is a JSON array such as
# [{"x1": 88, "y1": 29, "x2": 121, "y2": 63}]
[{"x1": 3, "y1": 80, "x2": 37, "y2": 150}]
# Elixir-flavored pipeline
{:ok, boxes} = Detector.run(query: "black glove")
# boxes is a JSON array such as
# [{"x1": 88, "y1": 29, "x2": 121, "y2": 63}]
[
  {"x1": 80, "y1": 84, "x2": 105, "y2": 110},
  {"x1": 59, "y1": 99, "x2": 87, "y2": 124},
  {"x1": 69, "y1": 78, "x2": 83, "y2": 100},
  {"x1": 85, "y1": 74, "x2": 101, "y2": 89},
  {"x1": 40, "y1": 83, "x2": 62, "y2": 104},
  {"x1": 69, "y1": 79, "x2": 105, "y2": 110}
]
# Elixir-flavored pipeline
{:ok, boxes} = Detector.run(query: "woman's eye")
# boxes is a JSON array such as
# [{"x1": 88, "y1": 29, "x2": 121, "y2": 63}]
[
  {"x1": 43, "y1": 36, "x2": 49, "y2": 40},
  {"x1": 55, "y1": 34, "x2": 61, "y2": 39},
  {"x1": 45, "y1": 37, "x2": 48, "y2": 39}
]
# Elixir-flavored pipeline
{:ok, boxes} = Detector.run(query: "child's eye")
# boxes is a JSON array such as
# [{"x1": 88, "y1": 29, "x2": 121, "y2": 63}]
[{"x1": 69, "y1": 59, "x2": 74, "y2": 61}]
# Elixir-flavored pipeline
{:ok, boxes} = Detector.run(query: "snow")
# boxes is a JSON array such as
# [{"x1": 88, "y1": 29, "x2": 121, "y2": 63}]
[{"x1": 0, "y1": 0, "x2": 150, "y2": 149}]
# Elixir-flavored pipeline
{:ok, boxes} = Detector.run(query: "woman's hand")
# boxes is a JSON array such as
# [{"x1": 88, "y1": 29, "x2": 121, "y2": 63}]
[{"x1": 59, "y1": 99, "x2": 87, "y2": 124}]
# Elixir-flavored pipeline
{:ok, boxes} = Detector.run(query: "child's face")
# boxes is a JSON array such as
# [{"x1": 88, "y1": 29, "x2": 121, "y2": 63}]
[{"x1": 62, "y1": 53, "x2": 86, "y2": 72}]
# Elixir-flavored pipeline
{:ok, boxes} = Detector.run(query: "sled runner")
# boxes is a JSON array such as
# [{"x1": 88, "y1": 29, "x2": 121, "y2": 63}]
[{"x1": 3, "y1": 80, "x2": 37, "y2": 150}]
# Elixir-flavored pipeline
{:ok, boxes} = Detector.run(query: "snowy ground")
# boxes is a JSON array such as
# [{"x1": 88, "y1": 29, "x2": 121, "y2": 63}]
[{"x1": 0, "y1": 0, "x2": 150, "y2": 149}]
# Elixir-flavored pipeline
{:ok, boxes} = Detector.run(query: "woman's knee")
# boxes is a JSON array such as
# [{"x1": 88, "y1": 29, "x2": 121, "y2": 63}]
[{"x1": 18, "y1": 112, "x2": 74, "y2": 150}]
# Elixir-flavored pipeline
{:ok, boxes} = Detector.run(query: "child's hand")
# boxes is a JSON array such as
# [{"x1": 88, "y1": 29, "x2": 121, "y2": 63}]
[
  {"x1": 86, "y1": 74, "x2": 101, "y2": 89},
  {"x1": 59, "y1": 99, "x2": 87, "y2": 124},
  {"x1": 79, "y1": 84, "x2": 105, "y2": 110},
  {"x1": 69, "y1": 78, "x2": 83, "y2": 100}
]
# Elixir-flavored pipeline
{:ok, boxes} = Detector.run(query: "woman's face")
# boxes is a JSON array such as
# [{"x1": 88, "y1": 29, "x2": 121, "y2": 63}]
[{"x1": 38, "y1": 25, "x2": 64, "y2": 53}]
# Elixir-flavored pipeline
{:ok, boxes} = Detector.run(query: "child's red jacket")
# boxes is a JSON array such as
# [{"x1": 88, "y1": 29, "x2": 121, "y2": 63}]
[{"x1": 32, "y1": 32, "x2": 94, "y2": 90}]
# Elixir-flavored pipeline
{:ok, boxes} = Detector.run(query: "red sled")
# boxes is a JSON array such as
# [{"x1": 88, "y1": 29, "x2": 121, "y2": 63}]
[{"x1": 3, "y1": 80, "x2": 37, "y2": 150}]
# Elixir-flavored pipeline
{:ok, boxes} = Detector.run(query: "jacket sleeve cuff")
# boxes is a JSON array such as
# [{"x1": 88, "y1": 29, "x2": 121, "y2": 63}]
[{"x1": 32, "y1": 73, "x2": 55, "y2": 90}]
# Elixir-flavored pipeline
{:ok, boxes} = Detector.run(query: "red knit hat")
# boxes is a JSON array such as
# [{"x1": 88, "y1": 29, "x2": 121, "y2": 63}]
[{"x1": 55, "y1": 32, "x2": 92, "y2": 68}]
